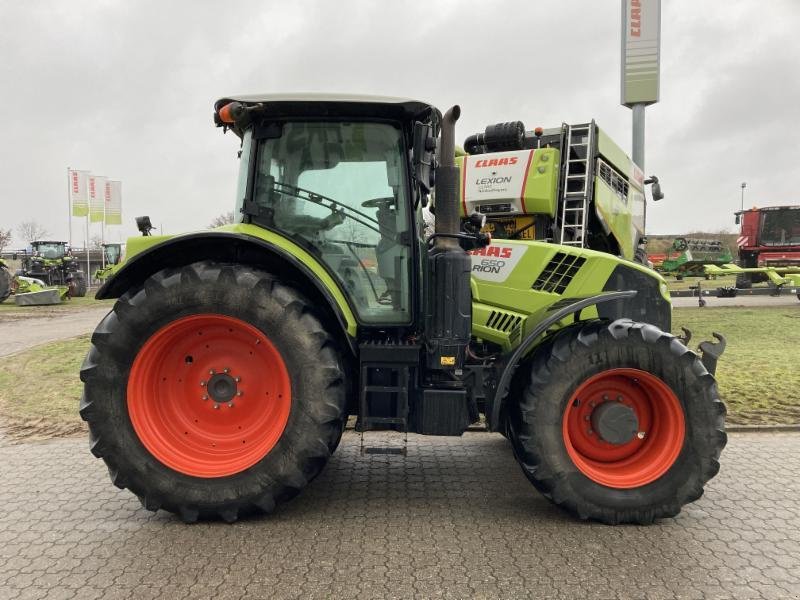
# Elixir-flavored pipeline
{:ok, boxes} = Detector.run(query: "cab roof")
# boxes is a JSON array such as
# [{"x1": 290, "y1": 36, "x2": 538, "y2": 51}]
[{"x1": 213, "y1": 93, "x2": 440, "y2": 135}]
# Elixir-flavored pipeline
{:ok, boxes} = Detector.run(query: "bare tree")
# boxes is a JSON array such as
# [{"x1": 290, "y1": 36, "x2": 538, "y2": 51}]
[
  {"x1": 90, "y1": 234, "x2": 104, "y2": 249},
  {"x1": 17, "y1": 220, "x2": 50, "y2": 243},
  {"x1": 209, "y1": 212, "x2": 235, "y2": 228},
  {"x1": 0, "y1": 229, "x2": 12, "y2": 253}
]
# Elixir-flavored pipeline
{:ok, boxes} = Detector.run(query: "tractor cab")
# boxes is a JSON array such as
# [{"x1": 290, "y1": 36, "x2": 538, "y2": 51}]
[
  {"x1": 216, "y1": 94, "x2": 441, "y2": 326},
  {"x1": 31, "y1": 241, "x2": 68, "y2": 260},
  {"x1": 102, "y1": 243, "x2": 123, "y2": 266}
]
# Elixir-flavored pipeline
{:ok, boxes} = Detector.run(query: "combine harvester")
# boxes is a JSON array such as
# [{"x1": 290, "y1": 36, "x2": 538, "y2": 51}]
[
  {"x1": 734, "y1": 205, "x2": 800, "y2": 288},
  {"x1": 80, "y1": 95, "x2": 726, "y2": 525}
]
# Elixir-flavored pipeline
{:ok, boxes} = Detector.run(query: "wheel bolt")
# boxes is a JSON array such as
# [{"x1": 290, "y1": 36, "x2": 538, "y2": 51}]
[
  {"x1": 602, "y1": 395, "x2": 609, "y2": 401},
  {"x1": 201, "y1": 395, "x2": 208, "y2": 401},
  {"x1": 637, "y1": 431, "x2": 646, "y2": 439},
  {"x1": 234, "y1": 376, "x2": 241, "y2": 383},
  {"x1": 213, "y1": 403, "x2": 220, "y2": 410},
  {"x1": 223, "y1": 368, "x2": 230, "y2": 374},
  {"x1": 587, "y1": 429, "x2": 594, "y2": 435},
  {"x1": 617, "y1": 395, "x2": 623, "y2": 402},
  {"x1": 584, "y1": 415, "x2": 590, "y2": 421},
  {"x1": 209, "y1": 369, "x2": 215, "y2": 375},
  {"x1": 227, "y1": 402, "x2": 234, "y2": 408},
  {"x1": 236, "y1": 391, "x2": 243, "y2": 397},
  {"x1": 200, "y1": 381, "x2": 206, "y2": 387}
]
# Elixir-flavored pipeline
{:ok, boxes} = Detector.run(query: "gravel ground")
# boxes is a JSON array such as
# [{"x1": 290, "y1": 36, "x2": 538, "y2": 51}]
[{"x1": 0, "y1": 307, "x2": 109, "y2": 357}]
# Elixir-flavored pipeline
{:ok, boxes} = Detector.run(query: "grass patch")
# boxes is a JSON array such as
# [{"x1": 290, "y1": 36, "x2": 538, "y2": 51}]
[
  {"x1": 673, "y1": 306, "x2": 800, "y2": 425},
  {"x1": 0, "y1": 306, "x2": 797, "y2": 441},
  {"x1": 0, "y1": 335, "x2": 90, "y2": 440}
]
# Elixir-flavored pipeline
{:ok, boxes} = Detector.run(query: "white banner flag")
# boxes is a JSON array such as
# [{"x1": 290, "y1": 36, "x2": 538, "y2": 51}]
[
  {"x1": 69, "y1": 169, "x2": 89, "y2": 217},
  {"x1": 105, "y1": 180, "x2": 122, "y2": 225},
  {"x1": 88, "y1": 175, "x2": 106, "y2": 223}
]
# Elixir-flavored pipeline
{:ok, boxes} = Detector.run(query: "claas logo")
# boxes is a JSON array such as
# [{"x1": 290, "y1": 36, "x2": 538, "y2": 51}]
[
  {"x1": 469, "y1": 246, "x2": 513, "y2": 259},
  {"x1": 474, "y1": 157, "x2": 518, "y2": 168}
]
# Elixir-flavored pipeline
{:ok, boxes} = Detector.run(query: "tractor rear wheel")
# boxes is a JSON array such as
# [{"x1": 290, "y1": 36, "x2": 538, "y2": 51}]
[
  {"x1": 507, "y1": 319, "x2": 726, "y2": 524},
  {"x1": 0, "y1": 265, "x2": 12, "y2": 303},
  {"x1": 80, "y1": 261, "x2": 347, "y2": 522},
  {"x1": 69, "y1": 272, "x2": 88, "y2": 297}
]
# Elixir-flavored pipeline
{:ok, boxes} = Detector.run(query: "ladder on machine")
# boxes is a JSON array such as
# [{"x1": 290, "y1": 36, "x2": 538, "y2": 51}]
[{"x1": 558, "y1": 121, "x2": 595, "y2": 247}]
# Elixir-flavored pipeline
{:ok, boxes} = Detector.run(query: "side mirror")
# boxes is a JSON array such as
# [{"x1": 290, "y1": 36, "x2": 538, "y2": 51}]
[
  {"x1": 412, "y1": 121, "x2": 436, "y2": 203},
  {"x1": 735, "y1": 214, "x2": 741, "y2": 225},
  {"x1": 136, "y1": 215, "x2": 155, "y2": 236},
  {"x1": 644, "y1": 175, "x2": 664, "y2": 201}
]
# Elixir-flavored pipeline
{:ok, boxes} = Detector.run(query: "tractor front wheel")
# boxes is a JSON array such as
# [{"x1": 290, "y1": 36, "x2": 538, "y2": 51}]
[
  {"x1": 508, "y1": 319, "x2": 726, "y2": 524},
  {"x1": 80, "y1": 261, "x2": 347, "y2": 522}
]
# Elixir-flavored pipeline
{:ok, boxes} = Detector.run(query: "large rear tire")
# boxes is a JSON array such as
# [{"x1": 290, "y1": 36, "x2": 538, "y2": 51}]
[
  {"x1": 80, "y1": 261, "x2": 348, "y2": 522},
  {"x1": 507, "y1": 319, "x2": 726, "y2": 524},
  {"x1": 69, "y1": 271, "x2": 88, "y2": 297},
  {"x1": 0, "y1": 265, "x2": 12, "y2": 302}
]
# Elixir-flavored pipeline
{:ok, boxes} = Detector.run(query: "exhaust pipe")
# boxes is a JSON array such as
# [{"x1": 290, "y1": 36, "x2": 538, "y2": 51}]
[
  {"x1": 425, "y1": 105, "x2": 471, "y2": 375},
  {"x1": 434, "y1": 106, "x2": 461, "y2": 250}
]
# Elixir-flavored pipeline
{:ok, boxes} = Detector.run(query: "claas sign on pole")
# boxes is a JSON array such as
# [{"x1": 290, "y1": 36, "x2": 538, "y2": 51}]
[{"x1": 621, "y1": 0, "x2": 661, "y2": 107}]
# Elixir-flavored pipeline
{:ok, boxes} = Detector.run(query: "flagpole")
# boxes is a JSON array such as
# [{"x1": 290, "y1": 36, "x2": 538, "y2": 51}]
[
  {"x1": 67, "y1": 167, "x2": 72, "y2": 249},
  {"x1": 85, "y1": 215, "x2": 90, "y2": 279}
]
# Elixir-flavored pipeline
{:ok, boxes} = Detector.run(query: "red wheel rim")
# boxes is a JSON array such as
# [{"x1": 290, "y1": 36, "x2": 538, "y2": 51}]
[
  {"x1": 127, "y1": 314, "x2": 291, "y2": 478},
  {"x1": 562, "y1": 368, "x2": 685, "y2": 489}
]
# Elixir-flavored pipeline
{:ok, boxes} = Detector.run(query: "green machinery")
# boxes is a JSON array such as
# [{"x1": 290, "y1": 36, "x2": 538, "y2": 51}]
[
  {"x1": 0, "y1": 259, "x2": 67, "y2": 305},
  {"x1": 705, "y1": 264, "x2": 800, "y2": 300},
  {"x1": 660, "y1": 238, "x2": 733, "y2": 279},
  {"x1": 19, "y1": 241, "x2": 87, "y2": 297},
  {"x1": 93, "y1": 243, "x2": 124, "y2": 283},
  {"x1": 80, "y1": 95, "x2": 726, "y2": 525},
  {"x1": 459, "y1": 120, "x2": 662, "y2": 264}
]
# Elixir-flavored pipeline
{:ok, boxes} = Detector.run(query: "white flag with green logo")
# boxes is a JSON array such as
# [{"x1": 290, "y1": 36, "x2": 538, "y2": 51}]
[
  {"x1": 69, "y1": 169, "x2": 89, "y2": 217},
  {"x1": 105, "y1": 180, "x2": 122, "y2": 225},
  {"x1": 89, "y1": 175, "x2": 106, "y2": 223}
]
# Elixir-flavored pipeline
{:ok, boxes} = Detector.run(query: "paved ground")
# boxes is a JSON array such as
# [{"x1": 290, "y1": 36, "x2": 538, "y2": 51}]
[
  {"x1": 0, "y1": 306, "x2": 109, "y2": 357},
  {"x1": 1, "y1": 431, "x2": 798, "y2": 600}
]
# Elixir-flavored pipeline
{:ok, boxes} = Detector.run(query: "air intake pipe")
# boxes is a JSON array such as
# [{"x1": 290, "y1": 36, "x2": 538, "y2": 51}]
[{"x1": 426, "y1": 105, "x2": 471, "y2": 372}]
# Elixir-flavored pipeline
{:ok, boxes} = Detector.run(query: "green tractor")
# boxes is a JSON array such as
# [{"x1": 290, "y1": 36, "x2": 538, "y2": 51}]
[
  {"x1": 20, "y1": 241, "x2": 88, "y2": 297},
  {"x1": 93, "y1": 243, "x2": 124, "y2": 283},
  {"x1": 0, "y1": 258, "x2": 14, "y2": 302},
  {"x1": 80, "y1": 95, "x2": 726, "y2": 525}
]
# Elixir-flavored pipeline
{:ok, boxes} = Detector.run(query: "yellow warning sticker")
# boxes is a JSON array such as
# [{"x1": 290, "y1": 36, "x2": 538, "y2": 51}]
[{"x1": 440, "y1": 356, "x2": 456, "y2": 366}]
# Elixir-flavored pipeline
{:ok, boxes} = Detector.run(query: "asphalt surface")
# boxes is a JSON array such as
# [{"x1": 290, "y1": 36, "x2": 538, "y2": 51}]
[
  {"x1": 0, "y1": 306, "x2": 109, "y2": 357},
  {"x1": 1, "y1": 430, "x2": 798, "y2": 600}
]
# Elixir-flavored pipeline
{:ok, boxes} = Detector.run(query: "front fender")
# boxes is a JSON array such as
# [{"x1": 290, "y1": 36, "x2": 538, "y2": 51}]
[
  {"x1": 487, "y1": 290, "x2": 637, "y2": 432},
  {"x1": 97, "y1": 228, "x2": 358, "y2": 340}
]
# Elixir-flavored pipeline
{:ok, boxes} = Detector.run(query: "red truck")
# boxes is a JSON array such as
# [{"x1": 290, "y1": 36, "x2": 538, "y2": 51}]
[{"x1": 734, "y1": 205, "x2": 800, "y2": 287}]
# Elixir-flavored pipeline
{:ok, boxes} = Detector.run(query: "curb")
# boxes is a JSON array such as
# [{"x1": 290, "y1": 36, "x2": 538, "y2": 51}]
[{"x1": 726, "y1": 424, "x2": 800, "y2": 433}]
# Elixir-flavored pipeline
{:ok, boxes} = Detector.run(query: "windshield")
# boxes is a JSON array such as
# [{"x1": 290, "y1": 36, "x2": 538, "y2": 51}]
[
  {"x1": 33, "y1": 243, "x2": 66, "y2": 259},
  {"x1": 761, "y1": 209, "x2": 800, "y2": 246},
  {"x1": 240, "y1": 121, "x2": 413, "y2": 324}
]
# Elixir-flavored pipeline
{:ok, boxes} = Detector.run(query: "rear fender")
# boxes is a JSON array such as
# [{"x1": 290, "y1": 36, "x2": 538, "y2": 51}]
[{"x1": 97, "y1": 230, "x2": 358, "y2": 351}]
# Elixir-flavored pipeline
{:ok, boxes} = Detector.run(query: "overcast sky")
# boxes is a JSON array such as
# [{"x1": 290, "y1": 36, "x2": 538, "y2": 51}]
[{"x1": 1, "y1": 0, "x2": 798, "y2": 247}]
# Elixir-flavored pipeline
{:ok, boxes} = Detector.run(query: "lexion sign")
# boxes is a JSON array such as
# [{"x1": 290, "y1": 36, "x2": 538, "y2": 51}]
[{"x1": 621, "y1": 0, "x2": 661, "y2": 106}]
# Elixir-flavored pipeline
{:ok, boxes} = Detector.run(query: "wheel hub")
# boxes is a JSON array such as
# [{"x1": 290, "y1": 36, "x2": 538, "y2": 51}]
[
  {"x1": 207, "y1": 372, "x2": 238, "y2": 403},
  {"x1": 591, "y1": 401, "x2": 639, "y2": 445}
]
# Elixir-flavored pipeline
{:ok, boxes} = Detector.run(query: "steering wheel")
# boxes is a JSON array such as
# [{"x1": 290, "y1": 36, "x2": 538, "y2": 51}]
[{"x1": 361, "y1": 197, "x2": 395, "y2": 209}]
